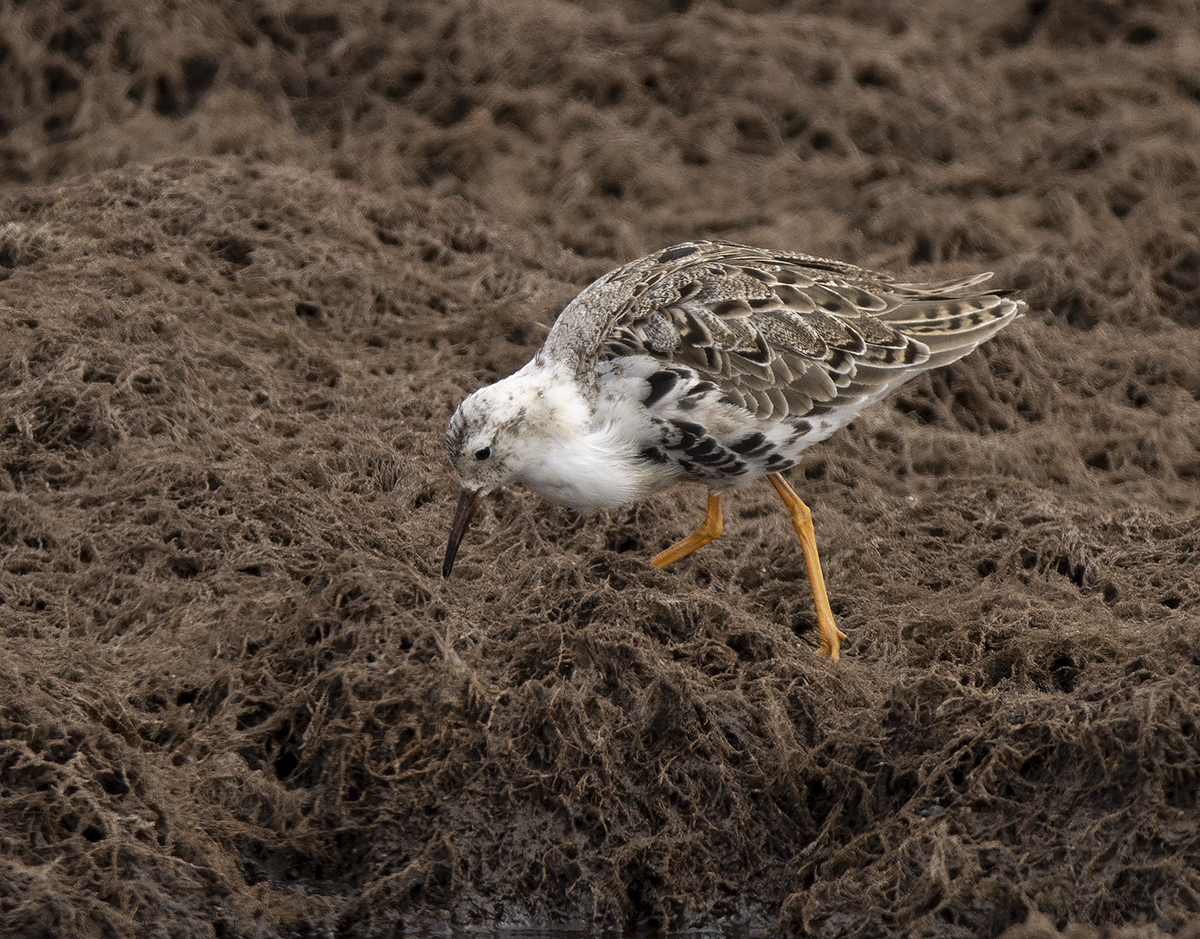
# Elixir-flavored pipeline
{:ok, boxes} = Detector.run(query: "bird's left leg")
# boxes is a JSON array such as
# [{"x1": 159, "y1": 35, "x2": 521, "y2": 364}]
[
  {"x1": 767, "y1": 473, "x2": 846, "y2": 660},
  {"x1": 651, "y1": 492, "x2": 723, "y2": 568}
]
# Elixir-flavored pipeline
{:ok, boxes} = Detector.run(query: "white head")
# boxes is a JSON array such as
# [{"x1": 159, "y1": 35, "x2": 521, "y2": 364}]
[
  {"x1": 442, "y1": 359, "x2": 584, "y2": 576},
  {"x1": 445, "y1": 387, "x2": 525, "y2": 487}
]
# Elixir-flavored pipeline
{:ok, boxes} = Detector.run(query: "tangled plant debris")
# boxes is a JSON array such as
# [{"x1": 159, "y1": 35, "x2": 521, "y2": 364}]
[{"x1": 1, "y1": 1, "x2": 1199, "y2": 936}]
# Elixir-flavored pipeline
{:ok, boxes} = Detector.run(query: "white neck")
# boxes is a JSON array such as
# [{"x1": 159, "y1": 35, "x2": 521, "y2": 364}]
[{"x1": 485, "y1": 359, "x2": 652, "y2": 510}]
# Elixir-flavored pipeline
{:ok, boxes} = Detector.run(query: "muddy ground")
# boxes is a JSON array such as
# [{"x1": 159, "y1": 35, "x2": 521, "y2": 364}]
[{"x1": 2, "y1": 1, "x2": 1199, "y2": 937}]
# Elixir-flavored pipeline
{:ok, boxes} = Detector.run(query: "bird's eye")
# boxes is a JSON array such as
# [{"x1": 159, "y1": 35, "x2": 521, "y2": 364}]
[{"x1": 474, "y1": 447, "x2": 491, "y2": 461}]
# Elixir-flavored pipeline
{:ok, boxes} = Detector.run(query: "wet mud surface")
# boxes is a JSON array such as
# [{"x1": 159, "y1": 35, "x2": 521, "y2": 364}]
[{"x1": 2, "y1": 1, "x2": 1199, "y2": 936}]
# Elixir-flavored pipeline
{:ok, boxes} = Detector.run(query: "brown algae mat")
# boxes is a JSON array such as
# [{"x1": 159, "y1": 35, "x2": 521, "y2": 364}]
[{"x1": 2, "y1": 1, "x2": 1199, "y2": 937}]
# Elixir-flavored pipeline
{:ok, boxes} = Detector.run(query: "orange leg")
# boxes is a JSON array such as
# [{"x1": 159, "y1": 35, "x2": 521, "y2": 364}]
[
  {"x1": 767, "y1": 473, "x2": 846, "y2": 660},
  {"x1": 651, "y1": 493, "x2": 723, "y2": 568}
]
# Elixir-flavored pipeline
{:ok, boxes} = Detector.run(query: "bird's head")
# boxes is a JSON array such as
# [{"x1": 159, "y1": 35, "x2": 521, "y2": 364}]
[
  {"x1": 445, "y1": 389, "x2": 521, "y2": 492},
  {"x1": 441, "y1": 360, "x2": 580, "y2": 577}
]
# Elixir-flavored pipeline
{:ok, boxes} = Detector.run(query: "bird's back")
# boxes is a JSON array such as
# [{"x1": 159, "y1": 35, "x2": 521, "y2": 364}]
[{"x1": 542, "y1": 241, "x2": 1024, "y2": 426}]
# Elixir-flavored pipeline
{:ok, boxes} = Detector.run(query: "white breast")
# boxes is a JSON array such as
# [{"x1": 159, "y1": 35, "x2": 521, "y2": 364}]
[{"x1": 519, "y1": 421, "x2": 659, "y2": 510}]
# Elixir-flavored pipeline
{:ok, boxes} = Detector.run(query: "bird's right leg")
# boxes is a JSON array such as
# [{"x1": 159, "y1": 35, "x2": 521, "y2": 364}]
[{"x1": 767, "y1": 473, "x2": 846, "y2": 660}]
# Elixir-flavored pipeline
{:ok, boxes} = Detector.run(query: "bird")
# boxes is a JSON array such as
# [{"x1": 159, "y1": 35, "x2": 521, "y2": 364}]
[{"x1": 442, "y1": 240, "x2": 1024, "y2": 660}]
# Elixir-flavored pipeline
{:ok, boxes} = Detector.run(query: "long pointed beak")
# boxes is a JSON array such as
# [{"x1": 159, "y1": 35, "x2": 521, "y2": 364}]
[{"x1": 442, "y1": 488, "x2": 482, "y2": 578}]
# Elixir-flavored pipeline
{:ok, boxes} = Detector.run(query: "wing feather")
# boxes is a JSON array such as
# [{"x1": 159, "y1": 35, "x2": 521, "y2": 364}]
[{"x1": 540, "y1": 241, "x2": 1024, "y2": 422}]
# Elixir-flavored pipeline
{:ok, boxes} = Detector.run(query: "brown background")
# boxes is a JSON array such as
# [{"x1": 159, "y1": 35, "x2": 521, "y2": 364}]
[{"x1": 2, "y1": 1, "x2": 1199, "y2": 937}]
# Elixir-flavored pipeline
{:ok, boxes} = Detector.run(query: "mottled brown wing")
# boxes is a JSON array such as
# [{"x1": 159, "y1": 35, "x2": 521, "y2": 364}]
[{"x1": 546, "y1": 241, "x2": 1021, "y2": 421}]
